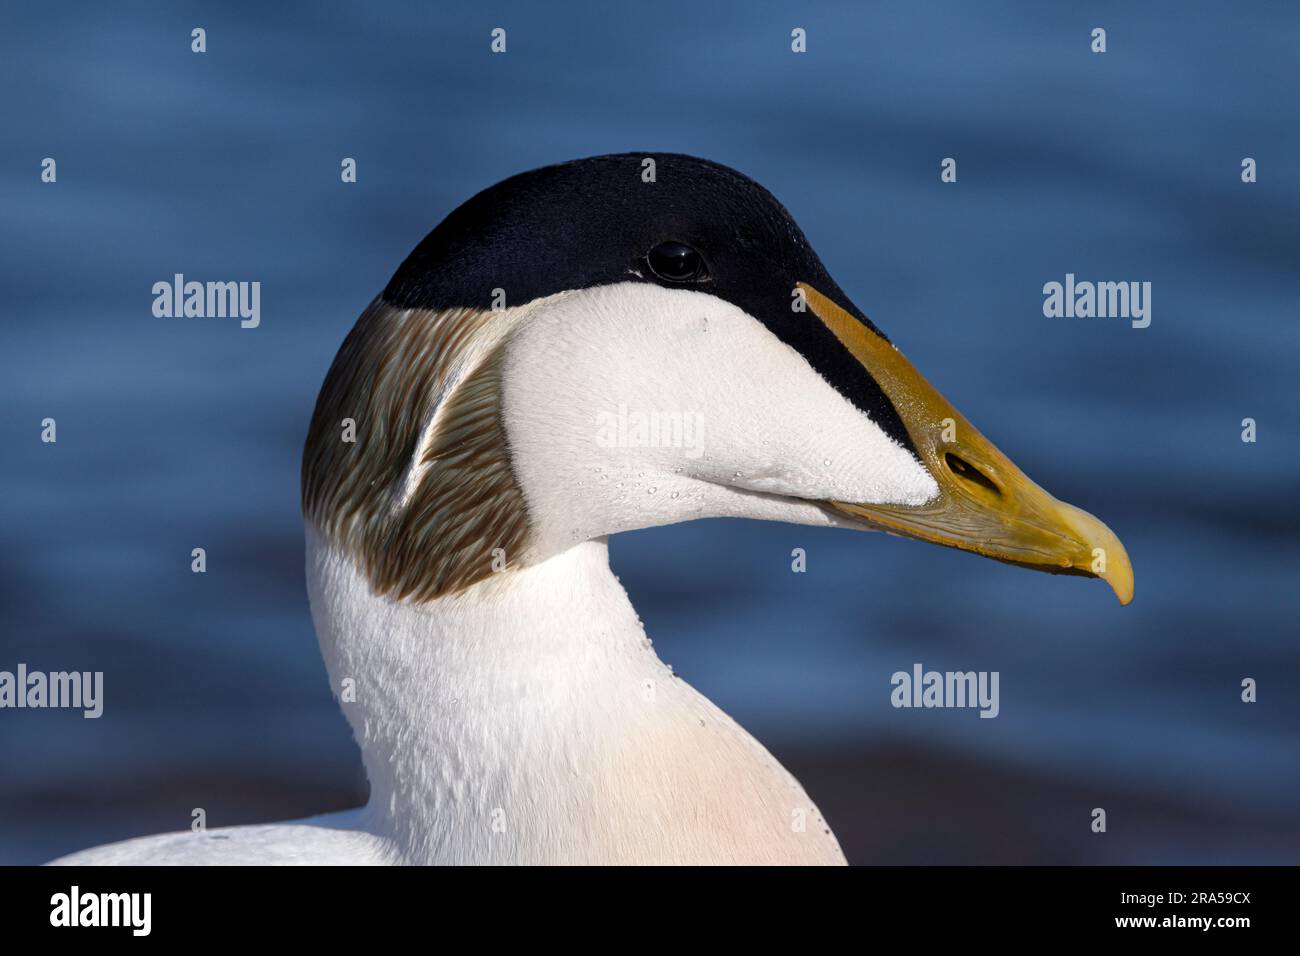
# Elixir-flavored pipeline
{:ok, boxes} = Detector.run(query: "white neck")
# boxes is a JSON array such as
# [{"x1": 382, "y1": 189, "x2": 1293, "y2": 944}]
[{"x1": 305, "y1": 525, "x2": 845, "y2": 865}]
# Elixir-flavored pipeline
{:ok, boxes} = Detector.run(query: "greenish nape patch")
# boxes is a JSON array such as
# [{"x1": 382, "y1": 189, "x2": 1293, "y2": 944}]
[{"x1": 302, "y1": 299, "x2": 530, "y2": 602}]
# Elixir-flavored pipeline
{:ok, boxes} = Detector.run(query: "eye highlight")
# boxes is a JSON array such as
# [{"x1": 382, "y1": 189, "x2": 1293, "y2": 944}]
[{"x1": 645, "y1": 241, "x2": 707, "y2": 283}]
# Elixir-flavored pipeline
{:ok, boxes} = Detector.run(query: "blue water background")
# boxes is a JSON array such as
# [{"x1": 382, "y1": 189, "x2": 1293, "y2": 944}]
[{"x1": 1, "y1": 2, "x2": 1297, "y2": 863}]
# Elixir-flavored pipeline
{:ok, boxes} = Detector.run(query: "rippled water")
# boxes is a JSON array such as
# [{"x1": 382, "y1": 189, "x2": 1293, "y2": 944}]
[{"x1": 2, "y1": 2, "x2": 1298, "y2": 863}]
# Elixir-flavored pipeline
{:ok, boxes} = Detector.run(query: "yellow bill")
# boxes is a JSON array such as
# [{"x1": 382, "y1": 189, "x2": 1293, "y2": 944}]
[{"x1": 800, "y1": 282, "x2": 1134, "y2": 605}]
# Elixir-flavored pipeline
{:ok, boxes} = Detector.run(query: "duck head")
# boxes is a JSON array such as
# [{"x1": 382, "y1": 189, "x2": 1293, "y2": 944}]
[{"x1": 303, "y1": 153, "x2": 1132, "y2": 606}]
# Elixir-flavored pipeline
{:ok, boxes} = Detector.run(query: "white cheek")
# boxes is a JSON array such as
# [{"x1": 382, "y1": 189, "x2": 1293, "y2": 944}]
[{"x1": 501, "y1": 283, "x2": 937, "y2": 556}]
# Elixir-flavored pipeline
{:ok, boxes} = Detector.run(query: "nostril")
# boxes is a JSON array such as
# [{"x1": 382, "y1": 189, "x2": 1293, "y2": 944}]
[{"x1": 944, "y1": 452, "x2": 1001, "y2": 496}]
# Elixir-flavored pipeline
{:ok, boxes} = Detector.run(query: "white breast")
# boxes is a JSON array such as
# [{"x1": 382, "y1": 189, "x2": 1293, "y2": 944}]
[{"x1": 306, "y1": 534, "x2": 846, "y2": 865}]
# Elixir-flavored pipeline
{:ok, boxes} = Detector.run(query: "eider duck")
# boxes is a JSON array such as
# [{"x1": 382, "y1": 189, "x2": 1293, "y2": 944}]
[{"x1": 52, "y1": 153, "x2": 1132, "y2": 866}]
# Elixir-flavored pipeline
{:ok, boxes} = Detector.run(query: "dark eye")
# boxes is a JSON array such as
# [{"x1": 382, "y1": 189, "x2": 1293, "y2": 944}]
[{"x1": 645, "y1": 241, "x2": 707, "y2": 282}]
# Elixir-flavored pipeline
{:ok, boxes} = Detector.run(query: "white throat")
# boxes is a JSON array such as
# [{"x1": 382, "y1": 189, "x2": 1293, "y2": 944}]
[
  {"x1": 305, "y1": 525, "x2": 845, "y2": 865},
  {"x1": 292, "y1": 280, "x2": 937, "y2": 864}
]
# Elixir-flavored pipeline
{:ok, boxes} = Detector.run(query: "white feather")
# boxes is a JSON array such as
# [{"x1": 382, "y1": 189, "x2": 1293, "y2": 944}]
[{"x1": 54, "y1": 282, "x2": 938, "y2": 865}]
